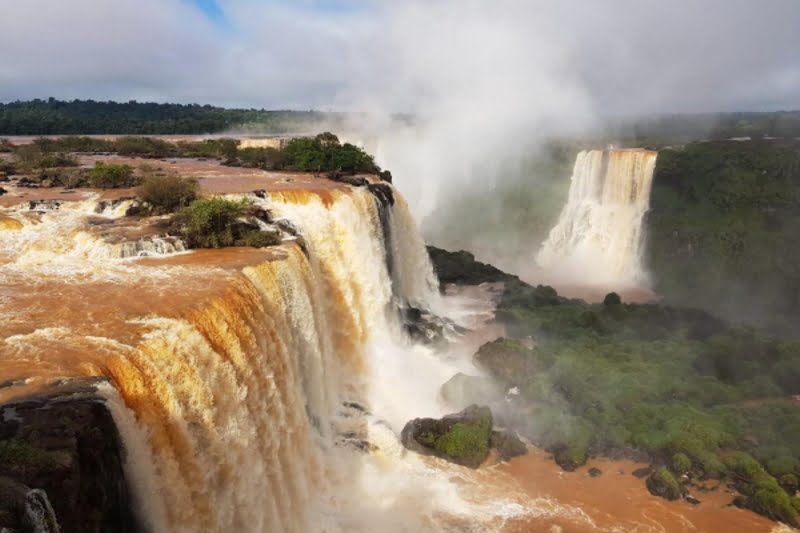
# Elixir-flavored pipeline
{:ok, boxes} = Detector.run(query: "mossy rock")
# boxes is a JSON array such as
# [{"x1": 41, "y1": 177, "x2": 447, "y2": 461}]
[
  {"x1": 439, "y1": 373, "x2": 505, "y2": 409},
  {"x1": 473, "y1": 337, "x2": 536, "y2": 384},
  {"x1": 490, "y1": 430, "x2": 527, "y2": 462},
  {"x1": 646, "y1": 467, "x2": 684, "y2": 501},
  {"x1": 401, "y1": 405, "x2": 493, "y2": 468},
  {"x1": 671, "y1": 452, "x2": 692, "y2": 475},
  {"x1": 554, "y1": 443, "x2": 588, "y2": 472}
]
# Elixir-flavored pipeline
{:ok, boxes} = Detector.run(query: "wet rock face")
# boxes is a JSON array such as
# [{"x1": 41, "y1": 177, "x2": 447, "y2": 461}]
[
  {"x1": 0, "y1": 380, "x2": 138, "y2": 533},
  {"x1": 490, "y1": 430, "x2": 527, "y2": 462},
  {"x1": 646, "y1": 467, "x2": 685, "y2": 501},
  {"x1": 401, "y1": 405, "x2": 493, "y2": 469},
  {"x1": 426, "y1": 246, "x2": 516, "y2": 289},
  {"x1": 473, "y1": 338, "x2": 536, "y2": 385}
]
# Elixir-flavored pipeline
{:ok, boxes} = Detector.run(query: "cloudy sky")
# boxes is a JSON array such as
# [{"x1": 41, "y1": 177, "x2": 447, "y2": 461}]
[{"x1": 1, "y1": 0, "x2": 798, "y2": 114}]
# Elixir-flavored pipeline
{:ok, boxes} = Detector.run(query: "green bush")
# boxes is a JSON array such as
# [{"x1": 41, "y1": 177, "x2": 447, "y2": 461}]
[
  {"x1": 281, "y1": 133, "x2": 379, "y2": 173},
  {"x1": 430, "y1": 410, "x2": 493, "y2": 469},
  {"x1": 14, "y1": 144, "x2": 78, "y2": 170},
  {"x1": 139, "y1": 174, "x2": 198, "y2": 214},
  {"x1": 172, "y1": 197, "x2": 280, "y2": 249},
  {"x1": 236, "y1": 147, "x2": 286, "y2": 170},
  {"x1": 87, "y1": 162, "x2": 139, "y2": 188},
  {"x1": 672, "y1": 452, "x2": 692, "y2": 475},
  {"x1": 175, "y1": 197, "x2": 247, "y2": 248}
]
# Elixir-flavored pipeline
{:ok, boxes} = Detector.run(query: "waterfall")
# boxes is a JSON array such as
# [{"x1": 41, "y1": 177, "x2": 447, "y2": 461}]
[
  {"x1": 22, "y1": 489, "x2": 60, "y2": 533},
  {"x1": 536, "y1": 148, "x2": 657, "y2": 287},
  {"x1": 1, "y1": 185, "x2": 534, "y2": 532}
]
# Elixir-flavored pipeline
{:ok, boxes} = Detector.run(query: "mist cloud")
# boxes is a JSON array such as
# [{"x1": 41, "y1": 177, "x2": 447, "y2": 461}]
[{"x1": 1, "y1": 0, "x2": 798, "y2": 217}]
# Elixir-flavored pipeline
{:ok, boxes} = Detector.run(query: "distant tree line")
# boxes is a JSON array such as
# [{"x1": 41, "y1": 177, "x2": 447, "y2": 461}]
[{"x1": 0, "y1": 98, "x2": 348, "y2": 135}]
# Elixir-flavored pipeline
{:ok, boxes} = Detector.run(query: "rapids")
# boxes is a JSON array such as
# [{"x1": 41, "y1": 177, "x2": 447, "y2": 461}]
[{"x1": 0, "y1": 185, "x2": 536, "y2": 532}]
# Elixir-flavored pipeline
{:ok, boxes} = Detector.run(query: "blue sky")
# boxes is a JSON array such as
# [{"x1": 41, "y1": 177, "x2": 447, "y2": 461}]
[{"x1": 190, "y1": 0, "x2": 227, "y2": 26}]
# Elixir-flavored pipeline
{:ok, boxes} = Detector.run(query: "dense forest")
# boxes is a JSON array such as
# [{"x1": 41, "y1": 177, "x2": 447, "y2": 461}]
[
  {"x1": 0, "y1": 99, "x2": 348, "y2": 134},
  {"x1": 647, "y1": 139, "x2": 800, "y2": 335},
  {"x1": 2, "y1": 99, "x2": 800, "y2": 140}
]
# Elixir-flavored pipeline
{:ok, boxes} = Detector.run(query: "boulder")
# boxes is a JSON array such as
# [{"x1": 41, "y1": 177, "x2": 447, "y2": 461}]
[
  {"x1": 588, "y1": 467, "x2": 603, "y2": 477},
  {"x1": 473, "y1": 338, "x2": 536, "y2": 384},
  {"x1": 646, "y1": 467, "x2": 685, "y2": 501},
  {"x1": 401, "y1": 405, "x2": 493, "y2": 469},
  {"x1": 0, "y1": 378, "x2": 138, "y2": 532},
  {"x1": 440, "y1": 373, "x2": 505, "y2": 409},
  {"x1": 490, "y1": 430, "x2": 527, "y2": 461},
  {"x1": 401, "y1": 306, "x2": 448, "y2": 348},
  {"x1": 426, "y1": 246, "x2": 515, "y2": 289}
]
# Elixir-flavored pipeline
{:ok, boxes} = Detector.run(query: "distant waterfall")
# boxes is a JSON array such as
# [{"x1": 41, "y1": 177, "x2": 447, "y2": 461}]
[{"x1": 537, "y1": 149, "x2": 657, "y2": 287}]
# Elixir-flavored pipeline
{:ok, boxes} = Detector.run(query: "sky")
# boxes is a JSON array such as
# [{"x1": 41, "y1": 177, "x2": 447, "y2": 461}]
[{"x1": 0, "y1": 0, "x2": 798, "y2": 115}]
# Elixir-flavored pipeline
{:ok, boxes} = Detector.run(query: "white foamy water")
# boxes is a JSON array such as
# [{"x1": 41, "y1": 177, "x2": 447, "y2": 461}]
[{"x1": 537, "y1": 149, "x2": 657, "y2": 288}]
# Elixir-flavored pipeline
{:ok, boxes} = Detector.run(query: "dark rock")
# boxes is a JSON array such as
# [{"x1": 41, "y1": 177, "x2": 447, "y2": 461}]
[
  {"x1": 335, "y1": 432, "x2": 376, "y2": 453},
  {"x1": 252, "y1": 189, "x2": 267, "y2": 199},
  {"x1": 490, "y1": 430, "x2": 527, "y2": 461},
  {"x1": 426, "y1": 246, "x2": 516, "y2": 289},
  {"x1": 28, "y1": 200, "x2": 61, "y2": 211},
  {"x1": 553, "y1": 445, "x2": 588, "y2": 472},
  {"x1": 0, "y1": 187, "x2": 6, "y2": 196},
  {"x1": 588, "y1": 467, "x2": 603, "y2": 477},
  {"x1": 367, "y1": 183, "x2": 395, "y2": 207},
  {"x1": 440, "y1": 373, "x2": 505, "y2": 409},
  {"x1": 473, "y1": 338, "x2": 536, "y2": 385},
  {"x1": 646, "y1": 467, "x2": 685, "y2": 501},
  {"x1": 322, "y1": 171, "x2": 369, "y2": 187},
  {"x1": 401, "y1": 405, "x2": 493, "y2": 469},
  {"x1": 378, "y1": 170, "x2": 393, "y2": 183},
  {"x1": 402, "y1": 306, "x2": 448, "y2": 348},
  {"x1": 632, "y1": 467, "x2": 653, "y2": 479},
  {"x1": 685, "y1": 495, "x2": 701, "y2": 505},
  {"x1": 0, "y1": 378, "x2": 138, "y2": 533},
  {"x1": 17, "y1": 177, "x2": 39, "y2": 188}
]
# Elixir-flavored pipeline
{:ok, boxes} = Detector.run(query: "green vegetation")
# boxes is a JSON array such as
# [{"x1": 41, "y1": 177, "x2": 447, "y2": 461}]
[
  {"x1": 672, "y1": 452, "x2": 692, "y2": 475},
  {"x1": 415, "y1": 407, "x2": 493, "y2": 468},
  {"x1": 281, "y1": 133, "x2": 378, "y2": 173},
  {"x1": 647, "y1": 139, "x2": 800, "y2": 335},
  {"x1": 433, "y1": 421, "x2": 491, "y2": 466},
  {"x1": 87, "y1": 162, "x2": 138, "y2": 188},
  {"x1": 647, "y1": 467, "x2": 683, "y2": 500},
  {"x1": 0, "y1": 439, "x2": 59, "y2": 476},
  {"x1": 138, "y1": 174, "x2": 199, "y2": 214},
  {"x1": 489, "y1": 279, "x2": 800, "y2": 523},
  {"x1": 0, "y1": 99, "x2": 349, "y2": 135},
  {"x1": 172, "y1": 197, "x2": 280, "y2": 249}
]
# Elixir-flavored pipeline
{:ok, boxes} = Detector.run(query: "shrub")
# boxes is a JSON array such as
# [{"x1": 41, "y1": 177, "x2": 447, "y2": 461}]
[
  {"x1": 672, "y1": 452, "x2": 692, "y2": 475},
  {"x1": 114, "y1": 136, "x2": 174, "y2": 158},
  {"x1": 281, "y1": 132, "x2": 379, "y2": 173},
  {"x1": 236, "y1": 147, "x2": 286, "y2": 170},
  {"x1": 173, "y1": 197, "x2": 280, "y2": 249},
  {"x1": 139, "y1": 174, "x2": 198, "y2": 214},
  {"x1": 87, "y1": 162, "x2": 139, "y2": 188},
  {"x1": 175, "y1": 197, "x2": 247, "y2": 248},
  {"x1": 14, "y1": 144, "x2": 78, "y2": 170},
  {"x1": 647, "y1": 466, "x2": 683, "y2": 500},
  {"x1": 430, "y1": 409, "x2": 493, "y2": 469}
]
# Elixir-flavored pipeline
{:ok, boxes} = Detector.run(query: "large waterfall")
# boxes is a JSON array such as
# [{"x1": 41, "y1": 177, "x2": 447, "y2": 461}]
[
  {"x1": 0, "y1": 185, "x2": 531, "y2": 532},
  {"x1": 536, "y1": 149, "x2": 657, "y2": 287}
]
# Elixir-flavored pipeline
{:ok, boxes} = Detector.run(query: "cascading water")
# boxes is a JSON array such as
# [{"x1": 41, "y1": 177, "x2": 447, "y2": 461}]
[
  {"x1": 536, "y1": 149, "x2": 657, "y2": 287},
  {"x1": 1, "y1": 185, "x2": 533, "y2": 532}
]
